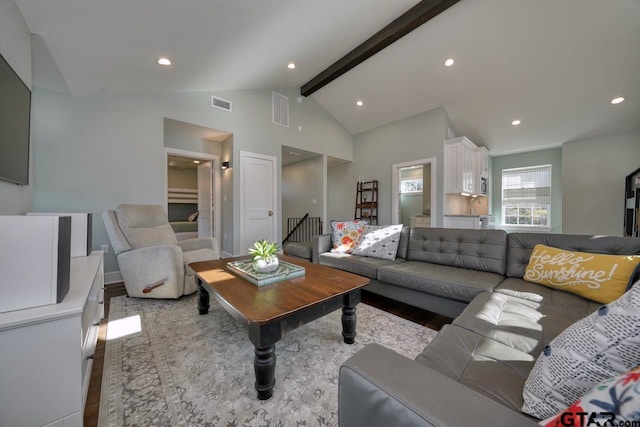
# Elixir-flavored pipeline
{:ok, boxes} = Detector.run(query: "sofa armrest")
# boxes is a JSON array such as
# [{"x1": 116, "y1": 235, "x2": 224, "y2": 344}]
[
  {"x1": 339, "y1": 343, "x2": 539, "y2": 427},
  {"x1": 312, "y1": 234, "x2": 332, "y2": 263},
  {"x1": 117, "y1": 245, "x2": 185, "y2": 299}
]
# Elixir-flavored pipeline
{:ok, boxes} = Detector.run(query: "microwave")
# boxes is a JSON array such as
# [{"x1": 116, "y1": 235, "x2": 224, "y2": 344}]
[{"x1": 480, "y1": 177, "x2": 487, "y2": 195}]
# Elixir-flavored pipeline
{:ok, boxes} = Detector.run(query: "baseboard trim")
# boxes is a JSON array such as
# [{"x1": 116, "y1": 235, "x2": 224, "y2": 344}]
[{"x1": 104, "y1": 271, "x2": 123, "y2": 285}]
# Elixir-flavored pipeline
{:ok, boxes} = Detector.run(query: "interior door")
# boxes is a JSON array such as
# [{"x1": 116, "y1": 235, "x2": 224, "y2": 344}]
[
  {"x1": 240, "y1": 151, "x2": 277, "y2": 254},
  {"x1": 197, "y1": 161, "x2": 213, "y2": 238}
]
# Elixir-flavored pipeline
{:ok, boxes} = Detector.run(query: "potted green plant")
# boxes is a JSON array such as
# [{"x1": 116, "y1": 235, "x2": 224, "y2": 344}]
[{"x1": 249, "y1": 239, "x2": 280, "y2": 273}]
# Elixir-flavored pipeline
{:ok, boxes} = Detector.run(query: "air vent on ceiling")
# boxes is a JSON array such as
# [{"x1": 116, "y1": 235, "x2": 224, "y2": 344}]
[
  {"x1": 211, "y1": 96, "x2": 232, "y2": 112},
  {"x1": 272, "y1": 92, "x2": 289, "y2": 127}
]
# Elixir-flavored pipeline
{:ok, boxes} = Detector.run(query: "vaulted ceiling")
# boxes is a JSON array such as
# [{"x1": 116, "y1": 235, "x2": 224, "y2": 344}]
[{"x1": 15, "y1": 0, "x2": 640, "y2": 155}]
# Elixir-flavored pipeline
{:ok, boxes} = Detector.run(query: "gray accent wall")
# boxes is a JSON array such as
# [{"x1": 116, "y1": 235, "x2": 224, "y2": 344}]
[
  {"x1": 491, "y1": 147, "x2": 563, "y2": 233},
  {"x1": 30, "y1": 88, "x2": 352, "y2": 273},
  {"x1": 0, "y1": 0, "x2": 32, "y2": 214},
  {"x1": 562, "y1": 131, "x2": 640, "y2": 236}
]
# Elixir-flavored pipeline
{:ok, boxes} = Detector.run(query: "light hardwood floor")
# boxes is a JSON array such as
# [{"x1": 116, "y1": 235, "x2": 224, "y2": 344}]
[{"x1": 83, "y1": 285, "x2": 451, "y2": 426}]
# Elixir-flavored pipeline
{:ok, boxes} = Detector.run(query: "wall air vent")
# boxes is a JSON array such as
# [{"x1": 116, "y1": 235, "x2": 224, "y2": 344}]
[
  {"x1": 211, "y1": 96, "x2": 232, "y2": 112},
  {"x1": 272, "y1": 92, "x2": 289, "y2": 127}
]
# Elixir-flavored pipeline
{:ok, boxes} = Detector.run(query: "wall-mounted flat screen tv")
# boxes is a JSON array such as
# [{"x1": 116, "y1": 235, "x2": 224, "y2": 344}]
[{"x1": 0, "y1": 52, "x2": 31, "y2": 186}]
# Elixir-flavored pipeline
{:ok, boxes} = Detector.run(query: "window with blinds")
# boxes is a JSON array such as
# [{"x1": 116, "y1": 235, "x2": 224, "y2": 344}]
[{"x1": 502, "y1": 165, "x2": 551, "y2": 226}]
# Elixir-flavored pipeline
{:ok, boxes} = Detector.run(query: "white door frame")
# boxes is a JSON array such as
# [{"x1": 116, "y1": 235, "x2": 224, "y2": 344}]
[
  {"x1": 164, "y1": 148, "x2": 221, "y2": 244},
  {"x1": 239, "y1": 150, "x2": 278, "y2": 254},
  {"x1": 392, "y1": 157, "x2": 437, "y2": 227}
]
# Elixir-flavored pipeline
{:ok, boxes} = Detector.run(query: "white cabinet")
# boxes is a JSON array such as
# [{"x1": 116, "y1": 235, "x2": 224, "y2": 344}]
[
  {"x1": 443, "y1": 216, "x2": 480, "y2": 229},
  {"x1": 409, "y1": 216, "x2": 431, "y2": 228},
  {"x1": 445, "y1": 137, "x2": 477, "y2": 194},
  {"x1": 0, "y1": 252, "x2": 104, "y2": 427},
  {"x1": 474, "y1": 146, "x2": 490, "y2": 195},
  {"x1": 445, "y1": 137, "x2": 490, "y2": 196}
]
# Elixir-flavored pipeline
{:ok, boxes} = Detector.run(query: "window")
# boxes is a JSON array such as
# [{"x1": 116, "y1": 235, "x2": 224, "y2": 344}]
[
  {"x1": 502, "y1": 165, "x2": 551, "y2": 227},
  {"x1": 400, "y1": 178, "x2": 423, "y2": 194}
]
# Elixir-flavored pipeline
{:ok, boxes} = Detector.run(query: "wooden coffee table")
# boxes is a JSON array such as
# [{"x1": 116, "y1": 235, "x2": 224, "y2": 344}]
[{"x1": 188, "y1": 255, "x2": 370, "y2": 400}]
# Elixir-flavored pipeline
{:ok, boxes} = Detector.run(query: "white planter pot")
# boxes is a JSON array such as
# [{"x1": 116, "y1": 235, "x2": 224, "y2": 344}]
[{"x1": 252, "y1": 256, "x2": 279, "y2": 274}]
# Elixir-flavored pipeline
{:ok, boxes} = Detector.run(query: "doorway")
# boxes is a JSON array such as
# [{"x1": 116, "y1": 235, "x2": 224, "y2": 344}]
[
  {"x1": 165, "y1": 148, "x2": 221, "y2": 244},
  {"x1": 391, "y1": 158, "x2": 437, "y2": 227}
]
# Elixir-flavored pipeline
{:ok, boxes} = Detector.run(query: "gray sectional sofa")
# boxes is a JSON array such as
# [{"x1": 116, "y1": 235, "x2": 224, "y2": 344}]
[{"x1": 312, "y1": 227, "x2": 640, "y2": 426}]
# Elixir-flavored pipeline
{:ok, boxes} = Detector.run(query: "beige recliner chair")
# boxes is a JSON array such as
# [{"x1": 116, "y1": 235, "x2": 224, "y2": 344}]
[{"x1": 102, "y1": 204, "x2": 220, "y2": 298}]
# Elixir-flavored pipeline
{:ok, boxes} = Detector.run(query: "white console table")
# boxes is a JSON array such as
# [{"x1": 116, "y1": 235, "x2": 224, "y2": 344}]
[{"x1": 0, "y1": 251, "x2": 104, "y2": 427}]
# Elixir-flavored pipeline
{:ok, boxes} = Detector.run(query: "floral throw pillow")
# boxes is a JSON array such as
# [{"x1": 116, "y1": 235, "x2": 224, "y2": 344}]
[
  {"x1": 539, "y1": 366, "x2": 640, "y2": 426},
  {"x1": 330, "y1": 220, "x2": 367, "y2": 254}
]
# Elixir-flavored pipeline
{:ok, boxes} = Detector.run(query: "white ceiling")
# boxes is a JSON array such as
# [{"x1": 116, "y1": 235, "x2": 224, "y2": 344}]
[{"x1": 15, "y1": 0, "x2": 640, "y2": 155}]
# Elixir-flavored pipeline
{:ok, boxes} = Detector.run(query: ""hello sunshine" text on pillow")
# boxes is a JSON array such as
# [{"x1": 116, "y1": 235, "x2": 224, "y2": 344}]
[{"x1": 523, "y1": 244, "x2": 640, "y2": 304}]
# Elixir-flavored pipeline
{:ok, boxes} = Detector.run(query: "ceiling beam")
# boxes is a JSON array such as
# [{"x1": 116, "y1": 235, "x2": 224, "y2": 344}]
[{"x1": 300, "y1": 0, "x2": 461, "y2": 97}]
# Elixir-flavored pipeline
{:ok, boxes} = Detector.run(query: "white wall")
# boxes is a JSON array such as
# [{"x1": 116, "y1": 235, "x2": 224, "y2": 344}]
[
  {"x1": 328, "y1": 107, "x2": 451, "y2": 226},
  {"x1": 562, "y1": 131, "x2": 640, "y2": 236},
  {"x1": 0, "y1": 0, "x2": 32, "y2": 214},
  {"x1": 30, "y1": 88, "x2": 352, "y2": 273}
]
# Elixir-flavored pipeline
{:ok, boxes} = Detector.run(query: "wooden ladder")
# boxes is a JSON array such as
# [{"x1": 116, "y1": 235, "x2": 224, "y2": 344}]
[{"x1": 355, "y1": 180, "x2": 378, "y2": 225}]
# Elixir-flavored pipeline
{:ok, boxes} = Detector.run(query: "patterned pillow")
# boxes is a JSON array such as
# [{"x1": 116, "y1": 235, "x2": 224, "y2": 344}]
[
  {"x1": 523, "y1": 244, "x2": 640, "y2": 304},
  {"x1": 330, "y1": 220, "x2": 367, "y2": 254},
  {"x1": 539, "y1": 366, "x2": 640, "y2": 426},
  {"x1": 352, "y1": 224, "x2": 403, "y2": 260},
  {"x1": 522, "y1": 281, "x2": 640, "y2": 420}
]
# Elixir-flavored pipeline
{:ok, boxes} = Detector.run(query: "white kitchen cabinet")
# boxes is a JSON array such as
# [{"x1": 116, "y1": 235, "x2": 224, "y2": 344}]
[
  {"x1": 445, "y1": 137, "x2": 477, "y2": 194},
  {"x1": 474, "y1": 146, "x2": 490, "y2": 196},
  {"x1": 409, "y1": 216, "x2": 431, "y2": 227},
  {"x1": 443, "y1": 216, "x2": 480, "y2": 229},
  {"x1": 476, "y1": 146, "x2": 489, "y2": 179},
  {"x1": 0, "y1": 252, "x2": 104, "y2": 427}
]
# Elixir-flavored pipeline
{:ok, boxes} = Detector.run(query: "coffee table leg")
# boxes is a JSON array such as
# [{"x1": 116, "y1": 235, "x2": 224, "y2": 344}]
[
  {"x1": 254, "y1": 345, "x2": 276, "y2": 400},
  {"x1": 342, "y1": 305, "x2": 357, "y2": 344},
  {"x1": 197, "y1": 279, "x2": 210, "y2": 315},
  {"x1": 342, "y1": 290, "x2": 360, "y2": 344}
]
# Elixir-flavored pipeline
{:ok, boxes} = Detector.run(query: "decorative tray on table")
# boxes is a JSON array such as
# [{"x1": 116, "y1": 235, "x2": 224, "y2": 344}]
[{"x1": 226, "y1": 259, "x2": 306, "y2": 286}]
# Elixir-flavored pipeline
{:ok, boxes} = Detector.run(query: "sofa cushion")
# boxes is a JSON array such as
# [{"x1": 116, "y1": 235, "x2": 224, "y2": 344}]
[
  {"x1": 330, "y1": 220, "x2": 367, "y2": 254},
  {"x1": 452, "y1": 289, "x2": 598, "y2": 356},
  {"x1": 522, "y1": 282, "x2": 640, "y2": 420},
  {"x1": 377, "y1": 261, "x2": 504, "y2": 303},
  {"x1": 415, "y1": 324, "x2": 535, "y2": 413},
  {"x1": 352, "y1": 224, "x2": 403, "y2": 260},
  {"x1": 407, "y1": 228, "x2": 508, "y2": 275},
  {"x1": 318, "y1": 252, "x2": 405, "y2": 279},
  {"x1": 506, "y1": 233, "x2": 640, "y2": 279}
]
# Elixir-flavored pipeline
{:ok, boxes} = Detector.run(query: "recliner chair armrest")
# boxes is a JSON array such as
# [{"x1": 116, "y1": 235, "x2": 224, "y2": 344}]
[
  {"x1": 117, "y1": 245, "x2": 185, "y2": 299},
  {"x1": 339, "y1": 344, "x2": 539, "y2": 427},
  {"x1": 312, "y1": 234, "x2": 332, "y2": 263},
  {"x1": 178, "y1": 237, "x2": 220, "y2": 256}
]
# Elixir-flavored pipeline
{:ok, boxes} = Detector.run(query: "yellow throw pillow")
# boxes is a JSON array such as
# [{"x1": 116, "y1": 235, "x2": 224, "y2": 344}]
[{"x1": 523, "y1": 244, "x2": 640, "y2": 304}]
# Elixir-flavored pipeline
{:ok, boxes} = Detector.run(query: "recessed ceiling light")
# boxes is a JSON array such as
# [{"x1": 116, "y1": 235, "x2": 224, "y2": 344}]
[
  {"x1": 157, "y1": 57, "x2": 171, "y2": 66},
  {"x1": 512, "y1": 119, "x2": 521, "y2": 126},
  {"x1": 356, "y1": 100, "x2": 364, "y2": 107},
  {"x1": 287, "y1": 63, "x2": 296, "y2": 70},
  {"x1": 610, "y1": 96, "x2": 625, "y2": 105},
  {"x1": 193, "y1": 160, "x2": 200, "y2": 164},
  {"x1": 444, "y1": 58, "x2": 455, "y2": 67}
]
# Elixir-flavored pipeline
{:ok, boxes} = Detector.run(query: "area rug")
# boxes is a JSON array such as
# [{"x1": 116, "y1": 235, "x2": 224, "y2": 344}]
[{"x1": 98, "y1": 294, "x2": 438, "y2": 427}]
